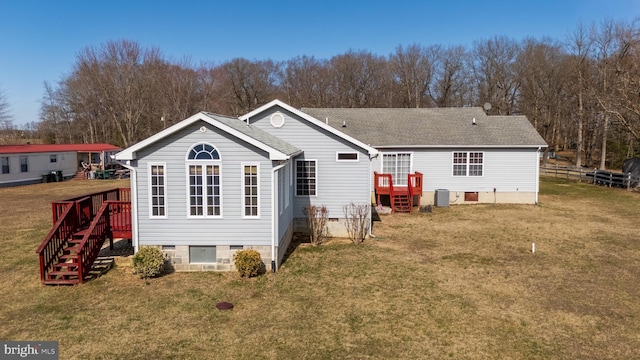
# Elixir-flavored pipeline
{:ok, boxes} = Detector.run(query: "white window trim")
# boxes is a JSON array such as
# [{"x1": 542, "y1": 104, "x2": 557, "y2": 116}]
[
  {"x1": 148, "y1": 162, "x2": 168, "y2": 219},
  {"x1": 295, "y1": 159, "x2": 318, "y2": 197},
  {"x1": 452, "y1": 151, "x2": 484, "y2": 177},
  {"x1": 380, "y1": 152, "x2": 413, "y2": 186},
  {"x1": 19, "y1": 156, "x2": 28, "y2": 173},
  {"x1": 336, "y1": 152, "x2": 360, "y2": 162},
  {"x1": 241, "y1": 162, "x2": 260, "y2": 219},
  {"x1": 1, "y1": 156, "x2": 9, "y2": 174},
  {"x1": 185, "y1": 143, "x2": 223, "y2": 219}
]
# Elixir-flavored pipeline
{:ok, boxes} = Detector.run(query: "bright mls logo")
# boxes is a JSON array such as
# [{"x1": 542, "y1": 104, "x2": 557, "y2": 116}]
[{"x1": 1, "y1": 341, "x2": 58, "y2": 359}]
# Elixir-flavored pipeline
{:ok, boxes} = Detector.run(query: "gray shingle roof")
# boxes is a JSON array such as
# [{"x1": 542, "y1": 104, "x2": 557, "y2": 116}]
[
  {"x1": 300, "y1": 107, "x2": 547, "y2": 148},
  {"x1": 203, "y1": 112, "x2": 301, "y2": 156}
]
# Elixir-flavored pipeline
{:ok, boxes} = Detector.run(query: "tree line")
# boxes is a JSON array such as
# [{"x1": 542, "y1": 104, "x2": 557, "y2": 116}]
[{"x1": 33, "y1": 18, "x2": 640, "y2": 169}]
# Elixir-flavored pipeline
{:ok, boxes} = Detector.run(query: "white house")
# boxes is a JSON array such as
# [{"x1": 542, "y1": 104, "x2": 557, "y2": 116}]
[
  {"x1": 0, "y1": 143, "x2": 121, "y2": 187},
  {"x1": 115, "y1": 100, "x2": 546, "y2": 272},
  {"x1": 302, "y1": 107, "x2": 547, "y2": 205},
  {"x1": 115, "y1": 101, "x2": 377, "y2": 272}
]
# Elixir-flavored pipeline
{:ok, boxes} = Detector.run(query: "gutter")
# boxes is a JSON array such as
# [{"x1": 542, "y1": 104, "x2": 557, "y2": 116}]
[
  {"x1": 271, "y1": 161, "x2": 288, "y2": 272},
  {"x1": 535, "y1": 147, "x2": 541, "y2": 205}
]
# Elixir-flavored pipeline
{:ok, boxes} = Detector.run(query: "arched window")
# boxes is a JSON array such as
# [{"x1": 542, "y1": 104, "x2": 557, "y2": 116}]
[
  {"x1": 186, "y1": 143, "x2": 221, "y2": 217},
  {"x1": 188, "y1": 143, "x2": 220, "y2": 160}
]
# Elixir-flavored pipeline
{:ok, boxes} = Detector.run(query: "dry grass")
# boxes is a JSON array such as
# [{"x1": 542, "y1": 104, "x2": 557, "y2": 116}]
[{"x1": 1, "y1": 177, "x2": 639, "y2": 359}]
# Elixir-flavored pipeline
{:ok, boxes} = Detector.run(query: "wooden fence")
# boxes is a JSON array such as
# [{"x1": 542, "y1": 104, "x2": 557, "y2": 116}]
[{"x1": 540, "y1": 164, "x2": 640, "y2": 189}]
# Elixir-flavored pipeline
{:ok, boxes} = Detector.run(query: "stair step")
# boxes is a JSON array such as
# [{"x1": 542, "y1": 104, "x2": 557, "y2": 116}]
[
  {"x1": 63, "y1": 245, "x2": 81, "y2": 254},
  {"x1": 48, "y1": 270, "x2": 79, "y2": 278},
  {"x1": 42, "y1": 279, "x2": 80, "y2": 285},
  {"x1": 59, "y1": 254, "x2": 78, "y2": 260},
  {"x1": 54, "y1": 262, "x2": 79, "y2": 269}
]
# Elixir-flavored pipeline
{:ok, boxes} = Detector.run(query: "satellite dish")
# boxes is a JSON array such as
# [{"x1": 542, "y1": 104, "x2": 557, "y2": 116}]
[{"x1": 483, "y1": 102, "x2": 492, "y2": 111}]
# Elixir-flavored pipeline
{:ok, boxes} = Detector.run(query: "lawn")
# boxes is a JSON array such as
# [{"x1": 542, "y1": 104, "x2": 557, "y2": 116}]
[{"x1": 0, "y1": 177, "x2": 639, "y2": 359}]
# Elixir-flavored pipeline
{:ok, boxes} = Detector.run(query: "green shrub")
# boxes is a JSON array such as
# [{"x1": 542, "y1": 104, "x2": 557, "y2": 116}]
[
  {"x1": 132, "y1": 246, "x2": 166, "y2": 279},
  {"x1": 233, "y1": 249, "x2": 263, "y2": 278}
]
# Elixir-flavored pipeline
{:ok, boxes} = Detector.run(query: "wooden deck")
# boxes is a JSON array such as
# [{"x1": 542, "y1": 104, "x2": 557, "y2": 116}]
[
  {"x1": 374, "y1": 172, "x2": 423, "y2": 213},
  {"x1": 37, "y1": 188, "x2": 131, "y2": 285}
]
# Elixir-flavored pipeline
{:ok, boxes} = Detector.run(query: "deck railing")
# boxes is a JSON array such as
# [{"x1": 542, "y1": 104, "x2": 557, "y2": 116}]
[
  {"x1": 37, "y1": 202, "x2": 78, "y2": 282},
  {"x1": 374, "y1": 171, "x2": 424, "y2": 209},
  {"x1": 408, "y1": 172, "x2": 423, "y2": 198},
  {"x1": 77, "y1": 202, "x2": 110, "y2": 283},
  {"x1": 51, "y1": 188, "x2": 131, "y2": 224},
  {"x1": 38, "y1": 188, "x2": 132, "y2": 284}
]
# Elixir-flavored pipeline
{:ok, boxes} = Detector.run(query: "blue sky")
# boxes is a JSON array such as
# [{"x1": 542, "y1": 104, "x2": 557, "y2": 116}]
[{"x1": 1, "y1": 0, "x2": 639, "y2": 126}]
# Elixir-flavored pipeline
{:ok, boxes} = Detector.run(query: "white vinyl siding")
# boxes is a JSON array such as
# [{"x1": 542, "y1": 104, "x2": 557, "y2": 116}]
[
  {"x1": 382, "y1": 153, "x2": 411, "y2": 186},
  {"x1": 134, "y1": 122, "x2": 274, "y2": 247},
  {"x1": 242, "y1": 163, "x2": 259, "y2": 218},
  {"x1": 296, "y1": 160, "x2": 317, "y2": 196},
  {"x1": 453, "y1": 151, "x2": 483, "y2": 177},
  {"x1": 149, "y1": 163, "x2": 167, "y2": 218}
]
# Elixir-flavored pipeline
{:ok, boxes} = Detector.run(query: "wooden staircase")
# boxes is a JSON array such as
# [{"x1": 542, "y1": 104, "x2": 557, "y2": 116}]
[
  {"x1": 392, "y1": 190, "x2": 412, "y2": 213},
  {"x1": 73, "y1": 171, "x2": 87, "y2": 180},
  {"x1": 43, "y1": 228, "x2": 88, "y2": 285},
  {"x1": 36, "y1": 188, "x2": 132, "y2": 285},
  {"x1": 374, "y1": 171, "x2": 423, "y2": 213}
]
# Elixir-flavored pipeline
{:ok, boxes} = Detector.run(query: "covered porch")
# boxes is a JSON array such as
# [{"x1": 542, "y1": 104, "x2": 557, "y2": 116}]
[{"x1": 374, "y1": 171, "x2": 423, "y2": 213}]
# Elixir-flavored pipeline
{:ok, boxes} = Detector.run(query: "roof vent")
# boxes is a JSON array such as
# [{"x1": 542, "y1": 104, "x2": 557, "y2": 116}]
[
  {"x1": 472, "y1": 118, "x2": 477, "y2": 125},
  {"x1": 342, "y1": 120, "x2": 346, "y2": 128}
]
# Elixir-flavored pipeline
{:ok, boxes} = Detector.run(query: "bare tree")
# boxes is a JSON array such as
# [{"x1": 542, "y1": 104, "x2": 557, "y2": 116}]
[
  {"x1": 431, "y1": 45, "x2": 472, "y2": 107},
  {"x1": 219, "y1": 58, "x2": 281, "y2": 116},
  {"x1": 282, "y1": 56, "x2": 332, "y2": 108},
  {"x1": 389, "y1": 44, "x2": 438, "y2": 108},
  {"x1": 472, "y1": 36, "x2": 521, "y2": 115},
  {"x1": 0, "y1": 87, "x2": 13, "y2": 131},
  {"x1": 565, "y1": 23, "x2": 593, "y2": 167},
  {"x1": 329, "y1": 50, "x2": 389, "y2": 107}
]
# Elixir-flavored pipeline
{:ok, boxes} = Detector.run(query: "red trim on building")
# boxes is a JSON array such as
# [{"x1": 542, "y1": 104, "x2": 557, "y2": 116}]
[{"x1": 0, "y1": 144, "x2": 121, "y2": 154}]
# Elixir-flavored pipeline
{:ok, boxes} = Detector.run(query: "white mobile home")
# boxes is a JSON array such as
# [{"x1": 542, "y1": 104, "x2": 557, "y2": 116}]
[{"x1": 0, "y1": 143, "x2": 121, "y2": 187}]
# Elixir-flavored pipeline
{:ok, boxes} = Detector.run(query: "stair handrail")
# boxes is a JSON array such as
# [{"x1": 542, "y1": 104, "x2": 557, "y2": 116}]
[
  {"x1": 36, "y1": 202, "x2": 78, "y2": 282},
  {"x1": 409, "y1": 172, "x2": 423, "y2": 196},
  {"x1": 76, "y1": 201, "x2": 111, "y2": 283}
]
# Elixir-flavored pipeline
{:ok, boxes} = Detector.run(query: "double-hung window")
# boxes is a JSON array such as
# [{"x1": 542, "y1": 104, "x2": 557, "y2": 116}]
[
  {"x1": 453, "y1": 152, "x2": 483, "y2": 176},
  {"x1": 1, "y1": 157, "x2": 9, "y2": 174},
  {"x1": 187, "y1": 143, "x2": 221, "y2": 217},
  {"x1": 296, "y1": 160, "x2": 317, "y2": 196},
  {"x1": 243, "y1": 164, "x2": 259, "y2": 217},
  {"x1": 149, "y1": 164, "x2": 167, "y2": 218},
  {"x1": 382, "y1": 153, "x2": 411, "y2": 186},
  {"x1": 19, "y1": 156, "x2": 28, "y2": 173}
]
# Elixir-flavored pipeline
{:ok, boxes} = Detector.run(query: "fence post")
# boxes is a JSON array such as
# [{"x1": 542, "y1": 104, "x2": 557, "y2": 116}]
[{"x1": 626, "y1": 173, "x2": 631, "y2": 190}]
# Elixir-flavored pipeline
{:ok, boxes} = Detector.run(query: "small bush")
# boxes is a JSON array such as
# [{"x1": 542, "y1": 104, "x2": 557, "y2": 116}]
[
  {"x1": 132, "y1": 246, "x2": 166, "y2": 279},
  {"x1": 233, "y1": 249, "x2": 263, "y2": 278},
  {"x1": 344, "y1": 203, "x2": 370, "y2": 244},
  {"x1": 303, "y1": 204, "x2": 329, "y2": 246}
]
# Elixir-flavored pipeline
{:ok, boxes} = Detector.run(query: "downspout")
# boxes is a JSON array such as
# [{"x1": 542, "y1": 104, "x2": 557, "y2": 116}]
[
  {"x1": 369, "y1": 152, "x2": 379, "y2": 238},
  {"x1": 271, "y1": 161, "x2": 288, "y2": 272},
  {"x1": 118, "y1": 160, "x2": 139, "y2": 252},
  {"x1": 535, "y1": 147, "x2": 541, "y2": 205}
]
